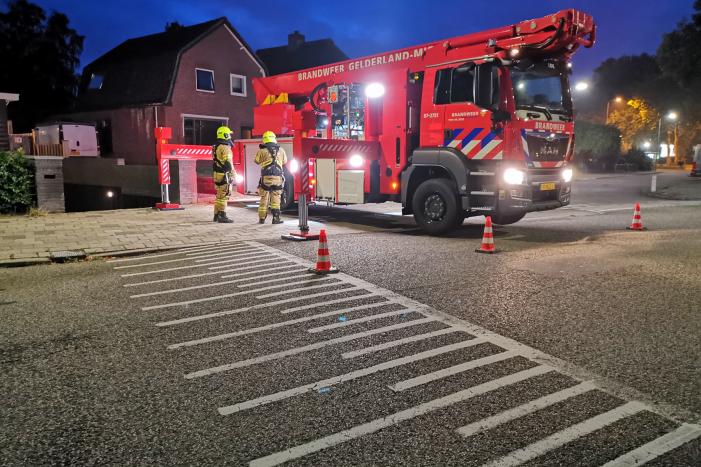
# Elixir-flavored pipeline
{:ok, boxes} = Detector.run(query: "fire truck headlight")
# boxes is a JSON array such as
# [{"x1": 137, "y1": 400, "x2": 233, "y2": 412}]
[
  {"x1": 289, "y1": 159, "x2": 300, "y2": 173},
  {"x1": 562, "y1": 168, "x2": 573, "y2": 183},
  {"x1": 503, "y1": 168, "x2": 525, "y2": 185},
  {"x1": 349, "y1": 154, "x2": 364, "y2": 168},
  {"x1": 365, "y1": 83, "x2": 385, "y2": 98},
  {"x1": 235, "y1": 174, "x2": 244, "y2": 184}
]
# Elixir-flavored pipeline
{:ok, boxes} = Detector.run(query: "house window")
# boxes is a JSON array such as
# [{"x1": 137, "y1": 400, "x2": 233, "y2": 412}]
[
  {"x1": 196, "y1": 68, "x2": 215, "y2": 92},
  {"x1": 183, "y1": 117, "x2": 227, "y2": 145},
  {"x1": 88, "y1": 73, "x2": 104, "y2": 90},
  {"x1": 230, "y1": 73, "x2": 246, "y2": 97}
]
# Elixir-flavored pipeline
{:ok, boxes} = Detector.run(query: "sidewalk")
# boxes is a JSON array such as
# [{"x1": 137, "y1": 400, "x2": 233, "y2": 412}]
[{"x1": 0, "y1": 204, "x2": 366, "y2": 266}]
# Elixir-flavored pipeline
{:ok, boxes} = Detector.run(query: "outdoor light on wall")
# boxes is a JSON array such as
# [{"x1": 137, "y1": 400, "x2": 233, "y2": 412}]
[
  {"x1": 365, "y1": 83, "x2": 385, "y2": 98},
  {"x1": 106, "y1": 190, "x2": 114, "y2": 198},
  {"x1": 349, "y1": 154, "x2": 364, "y2": 168},
  {"x1": 289, "y1": 158, "x2": 300, "y2": 173}
]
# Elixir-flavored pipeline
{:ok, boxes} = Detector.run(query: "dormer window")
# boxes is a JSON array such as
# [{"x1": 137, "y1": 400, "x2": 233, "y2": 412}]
[
  {"x1": 196, "y1": 68, "x2": 215, "y2": 92},
  {"x1": 88, "y1": 73, "x2": 104, "y2": 90}
]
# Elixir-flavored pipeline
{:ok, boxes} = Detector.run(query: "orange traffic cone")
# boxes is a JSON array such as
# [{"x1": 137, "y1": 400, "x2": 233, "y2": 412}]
[
  {"x1": 475, "y1": 216, "x2": 498, "y2": 254},
  {"x1": 626, "y1": 203, "x2": 646, "y2": 231},
  {"x1": 309, "y1": 229, "x2": 339, "y2": 274}
]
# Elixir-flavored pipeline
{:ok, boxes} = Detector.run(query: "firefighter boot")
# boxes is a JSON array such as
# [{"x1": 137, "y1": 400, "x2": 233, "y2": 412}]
[
  {"x1": 213, "y1": 212, "x2": 219, "y2": 222},
  {"x1": 272, "y1": 209, "x2": 283, "y2": 224},
  {"x1": 217, "y1": 211, "x2": 234, "y2": 223}
]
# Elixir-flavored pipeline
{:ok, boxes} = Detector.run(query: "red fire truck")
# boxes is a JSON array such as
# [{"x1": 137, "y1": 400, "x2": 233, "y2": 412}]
[{"x1": 158, "y1": 9, "x2": 595, "y2": 234}]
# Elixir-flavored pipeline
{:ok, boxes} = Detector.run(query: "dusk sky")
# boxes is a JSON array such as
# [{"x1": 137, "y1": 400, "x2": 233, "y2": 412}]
[{"x1": 26, "y1": 0, "x2": 695, "y2": 82}]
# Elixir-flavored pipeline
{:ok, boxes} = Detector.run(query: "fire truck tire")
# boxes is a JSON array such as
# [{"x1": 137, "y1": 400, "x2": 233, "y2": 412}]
[
  {"x1": 490, "y1": 211, "x2": 526, "y2": 225},
  {"x1": 412, "y1": 179, "x2": 460, "y2": 235}
]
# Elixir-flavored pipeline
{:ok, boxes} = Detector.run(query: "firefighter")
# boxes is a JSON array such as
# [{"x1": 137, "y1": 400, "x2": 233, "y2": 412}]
[
  {"x1": 255, "y1": 130, "x2": 287, "y2": 224},
  {"x1": 212, "y1": 126, "x2": 237, "y2": 223}
]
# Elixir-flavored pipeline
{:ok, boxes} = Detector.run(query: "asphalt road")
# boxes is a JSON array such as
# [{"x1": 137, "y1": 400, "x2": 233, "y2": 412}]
[{"x1": 1, "y1": 171, "x2": 699, "y2": 466}]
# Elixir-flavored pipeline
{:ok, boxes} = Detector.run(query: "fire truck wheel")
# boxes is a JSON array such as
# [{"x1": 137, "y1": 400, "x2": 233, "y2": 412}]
[
  {"x1": 490, "y1": 211, "x2": 526, "y2": 225},
  {"x1": 412, "y1": 179, "x2": 460, "y2": 235}
]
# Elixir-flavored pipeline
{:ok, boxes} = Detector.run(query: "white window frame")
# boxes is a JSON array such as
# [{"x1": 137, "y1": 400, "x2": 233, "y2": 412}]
[
  {"x1": 230, "y1": 73, "x2": 247, "y2": 97},
  {"x1": 195, "y1": 68, "x2": 215, "y2": 93}
]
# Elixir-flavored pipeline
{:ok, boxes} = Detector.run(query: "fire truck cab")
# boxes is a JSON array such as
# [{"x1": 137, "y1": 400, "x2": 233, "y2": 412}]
[{"x1": 248, "y1": 9, "x2": 595, "y2": 234}]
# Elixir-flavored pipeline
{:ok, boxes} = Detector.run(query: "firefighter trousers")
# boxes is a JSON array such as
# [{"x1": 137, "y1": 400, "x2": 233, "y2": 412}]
[
  {"x1": 258, "y1": 175, "x2": 283, "y2": 220},
  {"x1": 213, "y1": 172, "x2": 230, "y2": 214}
]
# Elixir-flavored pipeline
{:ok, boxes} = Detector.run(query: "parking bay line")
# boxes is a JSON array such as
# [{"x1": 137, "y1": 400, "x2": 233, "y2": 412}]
[
  {"x1": 481, "y1": 401, "x2": 646, "y2": 467},
  {"x1": 193, "y1": 251, "x2": 264, "y2": 263},
  {"x1": 456, "y1": 381, "x2": 597, "y2": 437},
  {"x1": 113, "y1": 248, "x2": 261, "y2": 269},
  {"x1": 154, "y1": 288, "x2": 370, "y2": 326},
  {"x1": 167, "y1": 301, "x2": 395, "y2": 348},
  {"x1": 280, "y1": 294, "x2": 388, "y2": 315},
  {"x1": 123, "y1": 264, "x2": 302, "y2": 288},
  {"x1": 129, "y1": 269, "x2": 309, "y2": 298},
  {"x1": 307, "y1": 309, "x2": 419, "y2": 333},
  {"x1": 388, "y1": 350, "x2": 518, "y2": 392},
  {"x1": 208, "y1": 258, "x2": 272, "y2": 270},
  {"x1": 217, "y1": 338, "x2": 482, "y2": 414},
  {"x1": 248, "y1": 365, "x2": 552, "y2": 467},
  {"x1": 122, "y1": 256, "x2": 282, "y2": 278},
  {"x1": 342, "y1": 327, "x2": 459, "y2": 359},
  {"x1": 141, "y1": 276, "x2": 335, "y2": 311},
  {"x1": 185, "y1": 317, "x2": 435, "y2": 378},
  {"x1": 600, "y1": 423, "x2": 701, "y2": 467}
]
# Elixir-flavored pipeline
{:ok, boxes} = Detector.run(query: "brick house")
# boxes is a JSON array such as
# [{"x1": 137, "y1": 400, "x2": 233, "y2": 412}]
[
  {"x1": 67, "y1": 18, "x2": 266, "y2": 166},
  {"x1": 256, "y1": 31, "x2": 347, "y2": 75}
]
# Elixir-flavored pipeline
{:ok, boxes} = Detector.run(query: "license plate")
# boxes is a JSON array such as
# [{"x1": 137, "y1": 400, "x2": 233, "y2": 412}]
[{"x1": 540, "y1": 182, "x2": 556, "y2": 191}]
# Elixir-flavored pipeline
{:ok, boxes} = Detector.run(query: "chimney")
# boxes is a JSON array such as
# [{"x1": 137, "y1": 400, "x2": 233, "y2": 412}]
[{"x1": 288, "y1": 30, "x2": 305, "y2": 51}]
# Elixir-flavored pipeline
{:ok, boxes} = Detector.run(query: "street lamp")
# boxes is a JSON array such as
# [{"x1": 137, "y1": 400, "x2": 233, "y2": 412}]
[
  {"x1": 574, "y1": 81, "x2": 589, "y2": 92},
  {"x1": 652, "y1": 111, "x2": 679, "y2": 192},
  {"x1": 605, "y1": 96, "x2": 624, "y2": 124}
]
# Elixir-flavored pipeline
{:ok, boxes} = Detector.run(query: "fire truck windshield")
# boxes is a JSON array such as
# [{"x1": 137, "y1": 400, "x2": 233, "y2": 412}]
[{"x1": 511, "y1": 65, "x2": 572, "y2": 119}]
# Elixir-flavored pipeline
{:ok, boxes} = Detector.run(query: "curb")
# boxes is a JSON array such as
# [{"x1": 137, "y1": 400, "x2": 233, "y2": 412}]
[{"x1": 0, "y1": 257, "x2": 52, "y2": 268}]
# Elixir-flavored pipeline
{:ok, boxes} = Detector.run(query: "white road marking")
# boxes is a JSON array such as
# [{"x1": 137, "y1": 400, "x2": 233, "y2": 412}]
[
  {"x1": 235, "y1": 272, "x2": 314, "y2": 288},
  {"x1": 482, "y1": 401, "x2": 646, "y2": 467},
  {"x1": 389, "y1": 350, "x2": 517, "y2": 392},
  {"x1": 306, "y1": 308, "x2": 418, "y2": 333},
  {"x1": 219, "y1": 266, "x2": 304, "y2": 280},
  {"x1": 154, "y1": 289, "x2": 372, "y2": 326},
  {"x1": 600, "y1": 423, "x2": 701, "y2": 467},
  {"x1": 167, "y1": 301, "x2": 396, "y2": 349},
  {"x1": 342, "y1": 327, "x2": 459, "y2": 359},
  {"x1": 106, "y1": 241, "x2": 247, "y2": 262},
  {"x1": 129, "y1": 270, "x2": 308, "y2": 298},
  {"x1": 186, "y1": 317, "x2": 436, "y2": 378},
  {"x1": 248, "y1": 366, "x2": 552, "y2": 467},
  {"x1": 255, "y1": 282, "x2": 352, "y2": 299},
  {"x1": 113, "y1": 248, "x2": 260, "y2": 269},
  {"x1": 184, "y1": 244, "x2": 252, "y2": 255},
  {"x1": 193, "y1": 251, "x2": 263, "y2": 263},
  {"x1": 456, "y1": 381, "x2": 597, "y2": 437},
  {"x1": 279, "y1": 295, "x2": 387, "y2": 314},
  {"x1": 121, "y1": 256, "x2": 281, "y2": 277},
  {"x1": 208, "y1": 258, "x2": 272, "y2": 270},
  {"x1": 123, "y1": 264, "x2": 302, "y2": 288},
  {"x1": 218, "y1": 338, "x2": 480, "y2": 414},
  {"x1": 141, "y1": 276, "x2": 334, "y2": 311}
]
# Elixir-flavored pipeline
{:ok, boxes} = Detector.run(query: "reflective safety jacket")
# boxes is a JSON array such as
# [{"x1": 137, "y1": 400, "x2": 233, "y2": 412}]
[
  {"x1": 213, "y1": 140, "x2": 234, "y2": 174},
  {"x1": 255, "y1": 143, "x2": 287, "y2": 177}
]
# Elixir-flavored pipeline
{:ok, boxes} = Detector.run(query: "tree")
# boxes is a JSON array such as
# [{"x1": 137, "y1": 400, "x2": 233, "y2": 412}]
[
  {"x1": 573, "y1": 121, "x2": 621, "y2": 172},
  {"x1": 607, "y1": 98, "x2": 659, "y2": 151},
  {"x1": 165, "y1": 21, "x2": 184, "y2": 32},
  {"x1": 0, "y1": 0, "x2": 84, "y2": 132}
]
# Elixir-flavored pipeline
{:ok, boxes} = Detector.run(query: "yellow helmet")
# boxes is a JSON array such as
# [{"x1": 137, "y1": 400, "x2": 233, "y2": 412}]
[
  {"x1": 262, "y1": 130, "x2": 277, "y2": 144},
  {"x1": 216, "y1": 126, "x2": 233, "y2": 140}
]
